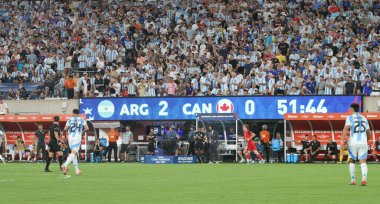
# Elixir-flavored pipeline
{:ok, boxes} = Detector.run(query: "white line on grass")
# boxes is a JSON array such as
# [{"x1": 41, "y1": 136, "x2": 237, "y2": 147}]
[
  {"x1": 0, "y1": 179, "x2": 15, "y2": 182},
  {"x1": 59, "y1": 175, "x2": 71, "y2": 179}
]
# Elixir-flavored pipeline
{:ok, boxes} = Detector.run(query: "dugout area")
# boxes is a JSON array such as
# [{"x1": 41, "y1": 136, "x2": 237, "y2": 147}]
[
  {"x1": 284, "y1": 113, "x2": 380, "y2": 161},
  {"x1": 0, "y1": 114, "x2": 94, "y2": 161}
]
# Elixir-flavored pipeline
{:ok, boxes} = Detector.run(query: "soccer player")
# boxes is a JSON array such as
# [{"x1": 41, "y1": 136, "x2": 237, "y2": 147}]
[
  {"x1": 324, "y1": 138, "x2": 338, "y2": 163},
  {"x1": 342, "y1": 103, "x2": 370, "y2": 186},
  {"x1": 62, "y1": 109, "x2": 88, "y2": 176},
  {"x1": 297, "y1": 135, "x2": 311, "y2": 162},
  {"x1": 242, "y1": 124, "x2": 264, "y2": 164},
  {"x1": 45, "y1": 116, "x2": 64, "y2": 172},
  {"x1": 309, "y1": 135, "x2": 320, "y2": 162},
  {"x1": 370, "y1": 136, "x2": 380, "y2": 163},
  {"x1": 146, "y1": 128, "x2": 157, "y2": 156}
]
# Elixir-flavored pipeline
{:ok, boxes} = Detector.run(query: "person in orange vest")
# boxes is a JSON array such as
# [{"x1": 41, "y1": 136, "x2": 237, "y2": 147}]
[
  {"x1": 107, "y1": 128, "x2": 119, "y2": 162},
  {"x1": 260, "y1": 125, "x2": 271, "y2": 162},
  {"x1": 64, "y1": 75, "x2": 76, "y2": 99}
]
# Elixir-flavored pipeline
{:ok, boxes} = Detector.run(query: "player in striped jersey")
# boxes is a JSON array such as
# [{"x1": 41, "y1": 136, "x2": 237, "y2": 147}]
[
  {"x1": 342, "y1": 103, "x2": 370, "y2": 186},
  {"x1": 61, "y1": 109, "x2": 88, "y2": 176}
]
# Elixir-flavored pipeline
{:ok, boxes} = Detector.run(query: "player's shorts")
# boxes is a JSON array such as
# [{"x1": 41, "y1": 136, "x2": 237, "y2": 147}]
[
  {"x1": 68, "y1": 139, "x2": 81, "y2": 153},
  {"x1": 339, "y1": 149, "x2": 348, "y2": 155},
  {"x1": 299, "y1": 148, "x2": 309, "y2": 154},
  {"x1": 121, "y1": 144, "x2": 130, "y2": 153},
  {"x1": 48, "y1": 141, "x2": 61, "y2": 152},
  {"x1": 348, "y1": 143, "x2": 368, "y2": 161},
  {"x1": 195, "y1": 141, "x2": 204, "y2": 150},
  {"x1": 326, "y1": 150, "x2": 338, "y2": 155},
  {"x1": 246, "y1": 141, "x2": 257, "y2": 151}
]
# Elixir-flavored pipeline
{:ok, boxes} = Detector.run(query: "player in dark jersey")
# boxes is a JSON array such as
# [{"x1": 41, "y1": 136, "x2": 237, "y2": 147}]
[
  {"x1": 297, "y1": 135, "x2": 311, "y2": 162},
  {"x1": 371, "y1": 136, "x2": 380, "y2": 163},
  {"x1": 324, "y1": 138, "x2": 338, "y2": 163},
  {"x1": 147, "y1": 128, "x2": 157, "y2": 155},
  {"x1": 45, "y1": 116, "x2": 64, "y2": 172},
  {"x1": 194, "y1": 127, "x2": 206, "y2": 163}
]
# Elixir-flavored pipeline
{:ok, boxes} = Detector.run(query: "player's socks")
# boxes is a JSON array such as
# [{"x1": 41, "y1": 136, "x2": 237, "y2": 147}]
[
  {"x1": 349, "y1": 163, "x2": 356, "y2": 182},
  {"x1": 58, "y1": 156, "x2": 63, "y2": 167},
  {"x1": 339, "y1": 154, "x2": 343, "y2": 162},
  {"x1": 257, "y1": 153, "x2": 263, "y2": 160},
  {"x1": 73, "y1": 156, "x2": 79, "y2": 171},
  {"x1": 45, "y1": 157, "x2": 52, "y2": 170},
  {"x1": 246, "y1": 154, "x2": 251, "y2": 161},
  {"x1": 360, "y1": 163, "x2": 367, "y2": 182},
  {"x1": 64, "y1": 154, "x2": 75, "y2": 167},
  {"x1": 0, "y1": 155, "x2": 5, "y2": 164}
]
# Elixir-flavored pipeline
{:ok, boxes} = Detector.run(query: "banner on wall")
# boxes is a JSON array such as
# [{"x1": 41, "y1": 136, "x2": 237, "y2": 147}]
[{"x1": 80, "y1": 96, "x2": 362, "y2": 121}]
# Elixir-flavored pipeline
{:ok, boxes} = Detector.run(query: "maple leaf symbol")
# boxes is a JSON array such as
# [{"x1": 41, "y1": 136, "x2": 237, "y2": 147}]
[{"x1": 220, "y1": 103, "x2": 230, "y2": 111}]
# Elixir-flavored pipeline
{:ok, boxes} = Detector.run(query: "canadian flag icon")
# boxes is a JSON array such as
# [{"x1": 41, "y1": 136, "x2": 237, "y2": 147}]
[{"x1": 216, "y1": 99, "x2": 234, "y2": 113}]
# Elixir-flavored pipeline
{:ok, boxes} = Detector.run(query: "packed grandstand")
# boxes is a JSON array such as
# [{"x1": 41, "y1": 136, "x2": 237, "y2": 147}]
[{"x1": 0, "y1": 0, "x2": 379, "y2": 100}]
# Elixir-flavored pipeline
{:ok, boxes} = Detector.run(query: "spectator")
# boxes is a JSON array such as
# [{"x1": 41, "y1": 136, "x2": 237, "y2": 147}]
[
  {"x1": 0, "y1": 0, "x2": 376, "y2": 99},
  {"x1": 345, "y1": 76, "x2": 356, "y2": 95},
  {"x1": 64, "y1": 75, "x2": 76, "y2": 99},
  {"x1": 309, "y1": 135, "x2": 321, "y2": 163},
  {"x1": 107, "y1": 127, "x2": 119, "y2": 162},
  {"x1": 362, "y1": 75, "x2": 373, "y2": 96},
  {"x1": 324, "y1": 138, "x2": 338, "y2": 163},
  {"x1": 305, "y1": 77, "x2": 317, "y2": 95}
]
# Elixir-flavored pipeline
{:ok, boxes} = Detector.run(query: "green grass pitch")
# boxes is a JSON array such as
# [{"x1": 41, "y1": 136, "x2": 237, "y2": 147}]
[{"x1": 0, "y1": 163, "x2": 379, "y2": 204}]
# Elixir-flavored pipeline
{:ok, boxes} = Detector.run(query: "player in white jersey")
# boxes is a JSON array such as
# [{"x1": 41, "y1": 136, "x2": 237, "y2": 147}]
[
  {"x1": 61, "y1": 109, "x2": 88, "y2": 176},
  {"x1": 342, "y1": 103, "x2": 370, "y2": 186}
]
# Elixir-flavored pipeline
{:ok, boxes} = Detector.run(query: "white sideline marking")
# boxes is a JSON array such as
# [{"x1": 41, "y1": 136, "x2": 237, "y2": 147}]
[
  {"x1": 8, "y1": 172, "x2": 33, "y2": 175},
  {"x1": 0, "y1": 179, "x2": 15, "y2": 182},
  {"x1": 60, "y1": 175, "x2": 71, "y2": 179}
]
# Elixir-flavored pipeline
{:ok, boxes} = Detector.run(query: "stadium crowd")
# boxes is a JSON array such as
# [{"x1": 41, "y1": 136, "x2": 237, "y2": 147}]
[{"x1": 0, "y1": 0, "x2": 379, "y2": 100}]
